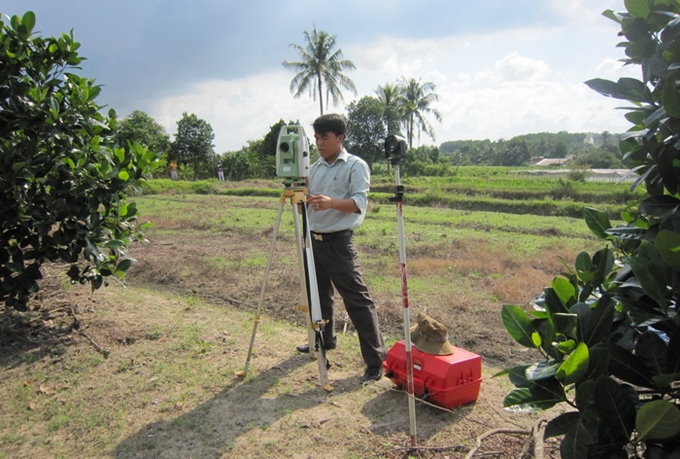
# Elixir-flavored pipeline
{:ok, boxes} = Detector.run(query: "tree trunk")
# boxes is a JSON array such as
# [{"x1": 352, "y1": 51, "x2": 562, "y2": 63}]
[{"x1": 317, "y1": 76, "x2": 324, "y2": 115}]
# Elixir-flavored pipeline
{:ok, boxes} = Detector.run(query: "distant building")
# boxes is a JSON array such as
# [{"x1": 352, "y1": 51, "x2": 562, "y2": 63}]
[
  {"x1": 584, "y1": 133, "x2": 597, "y2": 146},
  {"x1": 531, "y1": 155, "x2": 575, "y2": 167}
]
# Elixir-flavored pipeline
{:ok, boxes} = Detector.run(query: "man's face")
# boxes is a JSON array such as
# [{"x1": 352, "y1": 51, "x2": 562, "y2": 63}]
[{"x1": 314, "y1": 131, "x2": 344, "y2": 161}]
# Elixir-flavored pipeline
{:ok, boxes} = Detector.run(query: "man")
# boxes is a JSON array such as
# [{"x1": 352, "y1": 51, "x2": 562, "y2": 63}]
[
  {"x1": 296, "y1": 113, "x2": 386, "y2": 384},
  {"x1": 169, "y1": 161, "x2": 178, "y2": 180}
]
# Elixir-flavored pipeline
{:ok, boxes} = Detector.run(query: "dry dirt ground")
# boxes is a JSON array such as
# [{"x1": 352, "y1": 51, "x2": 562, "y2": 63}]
[{"x1": 0, "y1": 208, "x2": 576, "y2": 458}]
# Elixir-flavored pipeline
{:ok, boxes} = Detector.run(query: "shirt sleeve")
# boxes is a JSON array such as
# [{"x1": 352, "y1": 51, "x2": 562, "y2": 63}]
[{"x1": 349, "y1": 158, "x2": 370, "y2": 214}]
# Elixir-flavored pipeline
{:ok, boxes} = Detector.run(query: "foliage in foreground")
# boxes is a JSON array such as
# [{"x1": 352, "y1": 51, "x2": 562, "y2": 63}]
[
  {"x1": 500, "y1": 2, "x2": 680, "y2": 458},
  {"x1": 0, "y1": 12, "x2": 159, "y2": 310}
]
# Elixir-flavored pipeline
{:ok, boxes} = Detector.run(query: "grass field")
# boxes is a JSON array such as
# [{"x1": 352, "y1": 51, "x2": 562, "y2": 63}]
[{"x1": 0, "y1": 171, "x2": 623, "y2": 458}]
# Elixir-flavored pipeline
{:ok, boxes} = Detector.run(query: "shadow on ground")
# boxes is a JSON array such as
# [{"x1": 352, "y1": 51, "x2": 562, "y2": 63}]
[
  {"x1": 114, "y1": 352, "x2": 478, "y2": 459},
  {"x1": 113, "y1": 356, "x2": 365, "y2": 458}
]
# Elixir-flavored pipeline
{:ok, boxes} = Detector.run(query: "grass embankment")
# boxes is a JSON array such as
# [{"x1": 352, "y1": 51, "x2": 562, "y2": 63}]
[{"x1": 140, "y1": 166, "x2": 639, "y2": 219}]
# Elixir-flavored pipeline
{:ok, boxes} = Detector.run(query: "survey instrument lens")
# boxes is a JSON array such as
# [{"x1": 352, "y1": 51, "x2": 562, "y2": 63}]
[{"x1": 384, "y1": 134, "x2": 407, "y2": 165}]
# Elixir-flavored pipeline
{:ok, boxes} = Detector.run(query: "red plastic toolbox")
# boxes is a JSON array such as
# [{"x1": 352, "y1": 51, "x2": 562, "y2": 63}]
[{"x1": 383, "y1": 340, "x2": 482, "y2": 409}]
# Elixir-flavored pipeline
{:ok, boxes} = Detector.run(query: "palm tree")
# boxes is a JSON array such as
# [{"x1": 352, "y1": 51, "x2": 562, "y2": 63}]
[
  {"x1": 399, "y1": 77, "x2": 442, "y2": 149},
  {"x1": 282, "y1": 27, "x2": 357, "y2": 115},
  {"x1": 375, "y1": 83, "x2": 404, "y2": 136}
]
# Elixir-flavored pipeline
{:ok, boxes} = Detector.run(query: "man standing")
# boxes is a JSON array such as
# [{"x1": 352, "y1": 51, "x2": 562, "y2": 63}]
[
  {"x1": 296, "y1": 113, "x2": 386, "y2": 384},
  {"x1": 169, "y1": 161, "x2": 179, "y2": 180}
]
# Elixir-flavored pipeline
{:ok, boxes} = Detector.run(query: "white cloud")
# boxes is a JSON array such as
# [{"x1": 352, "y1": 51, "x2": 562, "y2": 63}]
[
  {"x1": 494, "y1": 52, "x2": 551, "y2": 82},
  {"x1": 151, "y1": 73, "x2": 320, "y2": 153},
  {"x1": 351, "y1": 35, "x2": 469, "y2": 83},
  {"x1": 596, "y1": 57, "x2": 638, "y2": 78},
  {"x1": 547, "y1": 0, "x2": 620, "y2": 25}
]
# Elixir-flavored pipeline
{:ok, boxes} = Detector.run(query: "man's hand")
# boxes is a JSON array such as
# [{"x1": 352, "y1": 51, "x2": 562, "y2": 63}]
[
  {"x1": 308, "y1": 194, "x2": 330, "y2": 211},
  {"x1": 308, "y1": 194, "x2": 360, "y2": 213}
]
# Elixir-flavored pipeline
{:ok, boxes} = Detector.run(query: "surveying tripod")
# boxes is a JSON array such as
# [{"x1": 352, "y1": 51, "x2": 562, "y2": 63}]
[{"x1": 237, "y1": 184, "x2": 333, "y2": 392}]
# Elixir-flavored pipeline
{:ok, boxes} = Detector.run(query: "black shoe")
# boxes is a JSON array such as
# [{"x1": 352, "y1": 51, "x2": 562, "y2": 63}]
[
  {"x1": 360, "y1": 366, "x2": 384, "y2": 384},
  {"x1": 295, "y1": 340, "x2": 337, "y2": 354}
]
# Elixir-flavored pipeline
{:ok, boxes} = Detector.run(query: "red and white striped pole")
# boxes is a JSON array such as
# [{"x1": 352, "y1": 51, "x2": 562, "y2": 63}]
[{"x1": 385, "y1": 135, "x2": 417, "y2": 447}]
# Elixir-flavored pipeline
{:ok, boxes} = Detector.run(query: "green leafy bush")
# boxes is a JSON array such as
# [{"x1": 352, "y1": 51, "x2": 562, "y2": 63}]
[
  {"x1": 499, "y1": 2, "x2": 680, "y2": 457},
  {"x1": 0, "y1": 12, "x2": 159, "y2": 310}
]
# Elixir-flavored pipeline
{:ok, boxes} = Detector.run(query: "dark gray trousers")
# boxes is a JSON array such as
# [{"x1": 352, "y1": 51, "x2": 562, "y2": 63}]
[{"x1": 312, "y1": 233, "x2": 386, "y2": 368}]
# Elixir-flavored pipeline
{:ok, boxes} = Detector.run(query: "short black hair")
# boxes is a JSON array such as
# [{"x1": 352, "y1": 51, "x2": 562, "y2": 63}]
[{"x1": 312, "y1": 113, "x2": 347, "y2": 137}]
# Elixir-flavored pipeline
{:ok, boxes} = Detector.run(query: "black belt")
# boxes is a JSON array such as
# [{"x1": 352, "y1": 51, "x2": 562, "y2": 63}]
[{"x1": 311, "y1": 230, "x2": 353, "y2": 241}]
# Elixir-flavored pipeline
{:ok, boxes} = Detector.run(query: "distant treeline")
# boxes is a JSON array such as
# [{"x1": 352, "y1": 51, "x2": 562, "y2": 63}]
[{"x1": 438, "y1": 131, "x2": 623, "y2": 168}]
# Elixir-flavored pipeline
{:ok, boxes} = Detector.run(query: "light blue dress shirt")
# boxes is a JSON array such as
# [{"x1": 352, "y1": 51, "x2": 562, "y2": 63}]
[{"x1": 308, "y1": 149, "x2": 370, "y2": 233}]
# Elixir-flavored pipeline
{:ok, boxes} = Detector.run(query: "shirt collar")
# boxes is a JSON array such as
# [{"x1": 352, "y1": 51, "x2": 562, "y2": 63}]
[{"x1": 320, "y1": 148, "x2": 349, "y2": 166}]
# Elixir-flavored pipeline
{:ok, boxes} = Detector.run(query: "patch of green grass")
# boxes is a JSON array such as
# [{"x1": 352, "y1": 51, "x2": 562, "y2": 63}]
[
  {"x1": 145, "y1": 324, "x2": 164, "y2": 340},
  {"x1": 47, "y1": 414, "x2": 70, "y2": 432},
  {"x1": 177, "y1": 324, "x2": 215, "y2": 355}
]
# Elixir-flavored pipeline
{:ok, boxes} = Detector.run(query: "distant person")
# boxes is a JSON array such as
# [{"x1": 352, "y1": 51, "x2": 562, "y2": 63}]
[
  {"x1": 297, "y1": 113, "x2": 386, "y2": 384},
  {"x1": 169, "y1": 161, "x2": 179, "y2": 180},
  {"x1": 217, "y1": 165, "x2": 225, "y2": 181}
]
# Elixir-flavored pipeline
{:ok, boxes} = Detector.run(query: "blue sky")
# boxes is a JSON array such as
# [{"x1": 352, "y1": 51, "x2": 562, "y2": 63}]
[{"x1": 3, "y1": 0, "x2": 634, "y2": 153}]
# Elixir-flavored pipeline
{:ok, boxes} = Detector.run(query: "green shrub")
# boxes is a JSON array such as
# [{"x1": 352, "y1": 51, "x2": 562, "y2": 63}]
[
  {"x1": 499, "y1": 3, "x2": 680, "y2": 457},
  {"x1": 0, "y1": 12, "x2": 159, "y2": 310}
]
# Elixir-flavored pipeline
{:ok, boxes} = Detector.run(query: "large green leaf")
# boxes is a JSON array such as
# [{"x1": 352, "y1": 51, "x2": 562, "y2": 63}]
[
  {"x1": 627, "y1": 252, "x2": 667, "y2": 308},
  {"x1": 525, "y1": 361, "x2": 561, "y2": 381},
  {"x1": 602, "y1": 9, "x2": 621, "y2": 24},
  {"x1": 501, "y1": 305, "x2": 535, "y2": 348},
  {"x1": 551, "y1": 276, "x2": 578, "y2": 305},
  {"x1": 506, "y1": 365, "x2": 532, "y2": 388},
  {"x1": 503, "y1": 378, "x2": 565, "y2": 412},
  {"x1": 605, "y1": 227, "x2": 647, "y2": 240},
  {"x1": 556, "y1": 339, "x2": 576, "y2": 354},
  {"x1": 543, "y1": 287, "x2": 570, "y2": 324},
  {"x1": 656, "y1": 229, "x2": 680, "y2": 272},
  {"x1": 662, "y1": 14, "x2": 680, "y2": 42},
  {"x1": 591, "y1": 247, "x2": 615, "y2": 285},
  {"x1": 553, "y1": 313, "x2": 578, "y2": 338},
  {"x1": 504, "y1": 388, "x2": 547, "y2": 412},
  {"x1": 657, "y1": 149, "x2": 680, "y2": 196},
  {"x1": 575, "y1": 379, "x2": 596, "y2": 413},
  {"x1": 574, "y1": 252, "x2": 594, "y2": 282},
  {"x1": 557, "y1": 342, "x2": 590, "y2": 385},
  {"x1": 536, "y1": 319, "x2": 560, "y2": 360},
  {"x1": 544, "y1": 411, "x2": 580, "y2": 439},
  {"x1": 584, "y1": 207, "x2": 612, "y2": 240},
  {"x1": 638, "y1": 195, "x2": 680, "y2": 218},
  {"x1": 636, "y1": 400, "x2": 680, "y2": 441},
  {"x1": 572, "y1": 296, "x2": 615, "y2": 346},
  {"x1": 21, "y1": 11, "x2": 36, "y2": 34},
  {"x1": 609, "y1": 345, "x2": 656, "y2": 388},
  {"x1": 625, "y1": 0, "x2": 651, "y2": 19},
  {"x1": 625, "y1": 298, "x2": 669, "y2": 327},
  {"x1": 594, "y1": 376, "x2": 636, "y2": 442},
  {"x1": 584, "y1": 344, "x2": 611, "y2": 381},
  {"x1": 584, "y1": 77, "x2": 649, "y2": 102},
  {"x1": 636, "y1": 331, "x2": 668, "y2": 376},
  {"x1": 662, "y1": 80, "x2": 680, "y2": 116},
  {"x1": 560, "y1": 422, "x2": 594, "y2": 459}
]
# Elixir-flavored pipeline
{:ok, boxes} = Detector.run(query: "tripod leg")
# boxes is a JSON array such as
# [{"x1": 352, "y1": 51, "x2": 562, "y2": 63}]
[
  {"x1": 292, "y1": 205, "x2": 316, "y2": 356},
  {"x1": 236, "y1": 200, "x2": 285, "y2": 378},
  {"x1": 296, "y1": 204, "x2": 333, "y2": 391}
]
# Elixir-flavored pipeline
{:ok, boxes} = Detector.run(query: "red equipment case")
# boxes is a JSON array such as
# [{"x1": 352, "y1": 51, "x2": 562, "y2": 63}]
[{"x1": 383, "y1": 340, "x2": 482, "y2": 409}]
